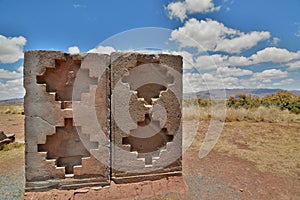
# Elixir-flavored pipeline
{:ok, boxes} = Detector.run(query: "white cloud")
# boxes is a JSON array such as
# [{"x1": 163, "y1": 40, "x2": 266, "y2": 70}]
[
  {"x1": 170, "y1": 18, "x2": 270, "y2": 53},
  {"x1": 262, "y1": 79, "x2": 272, "y2": 83},
  {"x1": 0, "y1": 35, "x2": 27, "y2": 64},
  {"x1": 183, "y1": 71, "x2": 242, "y2": 93},
  {"x1": 201, "y1": 72, "x2": 240, "y2": 89},
  {"x1": 217, "y1": 66, "x2": 253, "y2": 77},
  {"x1": 0, "y1": 67, "x2": 24, "y2": 100},
  {"x1": 0, "y1": 66, "x2": 23, "y2": 79},
  {"x1": 0, "y1": 78, "x2": 24, "y2": 100},
  {"x1": 215, "y1": 31, "x2": 270, "y2": 53},
  {"x1": 183, "y1": 73, "x2": 202, "y2": 93},
  {"x1": 195, "y1": 54, "x2": 228, "y2": 70},
  {"x1": 73, "y1": 4, "x2": 86, "y2": 8},
  {"x1": 295, "y1": 22, "x2": 300, "y2": 37},
  {"x1": 286, "y1": 60, "x2": 300, "y2": 70},
  {"x1": 250, "y1": 47, "x2": 300, "y2": 64},
  {"x1": 68, "y1": 46, "x2": 80, "y2": 54},
  {"x1": 273, "y1": 78, "x2": 294, "y2": 86},
  {"x1": 185, "y1": 0, "x2": 220, "y2": 13},
  {"x1": 88, "y1": 45, "x2": 116, "y2": 54},
  {"x1": 178, "y1": 51, "x2": 195, "y2": 70},
  {"x1": 271, "y1": 37, "x2": 280, "y2": 45},
  {"x1": 167, "y1": 0, "x2": 220, "y2": 22},
  {"x1": 220, "y1": 76, "x2": 240, "y2": 88},
  {"x1": 194, "y1": 54, "x2": 254, "y2": 70},
  {"x1": 167, "y1": 1, "x2": 187, "y2": 22},
  {"x1": 183, "y1": 66, "x2": 292, "y2": 93},
  {"x1": 162, "y1": 50, "x2": 253, "y2": 70},
  {"x1": 171, "y1": 18, "x2": 235, "y2": 52},
  {"x1": 138, "y1": 49, "x2": 195, "y2": 70},
  {"x1": 251, "y1": 69, "x2": 288, "y2": 81},
  {"x1": 227, "y1": 56, "x2": 252, "y2": 66}
]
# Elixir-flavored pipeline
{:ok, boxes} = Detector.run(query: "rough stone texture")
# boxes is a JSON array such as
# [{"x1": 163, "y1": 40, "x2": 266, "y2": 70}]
[
  {"x1": 111, "y1": 52, "x2": 183, "y2": 182},
  {"x1": 0, "y1": 131, "x2": 15, "y2": 150},
  {"x1": 24, "y1": 51, "x2": 110, "y2": 191},
  {"x1": 24, "y1": 50, "x2": 183, "y2": 191}
]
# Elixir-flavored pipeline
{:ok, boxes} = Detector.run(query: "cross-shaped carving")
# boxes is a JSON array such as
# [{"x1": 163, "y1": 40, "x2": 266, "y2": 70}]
[
  {"x1": 38, "y1": 118, "x2": 98, "y2": 174},
  {"x1": 122, "y1": 114, "x2": 173, "y2": 166},
  {"x1": 121, "y1": 63, "x2": 174, "y2": 105},
  {"x1": 36, "y1": 57, "x2": 98, "y2": 101}
]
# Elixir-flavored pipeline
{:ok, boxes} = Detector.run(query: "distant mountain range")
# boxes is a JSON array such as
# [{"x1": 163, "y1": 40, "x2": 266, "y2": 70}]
[
  {"x1": 0, "y1": 89, "x2": 299, "y2": 102},
  {"x1": 0, "y1": 98, "x2": 24, "y2": 103},
  {"x1": 184, "y1": 88, "x2": 300, "y2": 100}
]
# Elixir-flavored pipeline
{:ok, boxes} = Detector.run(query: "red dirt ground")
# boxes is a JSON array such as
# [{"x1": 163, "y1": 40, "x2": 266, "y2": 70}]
[
  {"x1": 0, "y1": 114, "x2": 24, "y2": 142},
  {"x1": 22, "y1": 149, "x2": 300, "y2": 199}
]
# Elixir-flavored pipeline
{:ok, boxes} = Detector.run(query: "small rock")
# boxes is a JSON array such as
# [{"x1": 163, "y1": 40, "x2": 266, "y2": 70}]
[
  {"x1": 74, "y1": 189, "x2": 89, "y2": 194},
  {"x1": 6, "y1": 133, "x2": 15, "y2": 142},
  {"x1": 91, "y1": 186, "x2": 102, "y2": 191},
  {"x1": 240, "y1": 189, "x2": 244, "y2": 192},
  {"x1": 0, "y1": 131, "x2": 7, "y2": 140}
]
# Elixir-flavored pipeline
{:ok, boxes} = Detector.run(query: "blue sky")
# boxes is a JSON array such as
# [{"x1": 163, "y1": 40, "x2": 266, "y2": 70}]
[{"x1": 0, "y1": 0, "x2": 299, "y2": 99}]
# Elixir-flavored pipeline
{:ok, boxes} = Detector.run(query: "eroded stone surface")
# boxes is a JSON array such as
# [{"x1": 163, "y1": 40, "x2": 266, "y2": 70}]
[
  {"x1": 24, "y1": 50, "x2": 183, "y2": 192},
  {"x1": 24, "y1": 51, "x2": 110, "y2": 191},
  {"x1": 111, "y1": 52, "x2": 183, "y2": 182}
]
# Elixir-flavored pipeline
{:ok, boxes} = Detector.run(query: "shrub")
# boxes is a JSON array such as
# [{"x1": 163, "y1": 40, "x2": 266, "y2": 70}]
[
  {"x1": 183, "y1": 90, "x2": 300, "y2": 122},
  {"x1": 0, "y1": 102, "x2": 24, "y2": 115},
  {"x1": 227, "y1": 91, "x2": 300, "y2": 114}
]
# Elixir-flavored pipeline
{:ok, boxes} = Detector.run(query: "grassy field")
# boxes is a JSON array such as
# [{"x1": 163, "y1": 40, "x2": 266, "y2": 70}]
[
  {"x1": 183, "y1": 103, "x2": 300, "y2": 176},
  {"x1": 183, "y1": 103, "x2": 300, "y2": 123},
  {"x1": 0, "y1": 102, "x2": 25, "y2": 198},
  {"x1": 0, "y1": 102, "x2": 23, "y2": 115},
  {"x1": 215, "y1": 122, "x2": 300, "y2": 177},
  {"x1": 186, "y1": 120, "x2": 300, "y2": 177}
]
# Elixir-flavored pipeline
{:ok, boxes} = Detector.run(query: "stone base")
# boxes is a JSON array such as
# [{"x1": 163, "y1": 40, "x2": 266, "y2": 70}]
[
  {"x1": 25, "y1": 177, "x2": 110, "y2": 192},
  {"x1": 23, "y1": 176, "x2": 187, "y2": 200},
  {"x1": 112, "y1": 171, "x2": 182, "y2": 184}
]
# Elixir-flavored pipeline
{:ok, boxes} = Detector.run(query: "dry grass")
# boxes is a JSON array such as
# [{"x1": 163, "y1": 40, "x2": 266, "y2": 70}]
[
  {"x1": 183, "y1": 103, "x2": 300, "y2": 177},
  {"x1": 225, "y1": 106, "x2": 300, "y2": 122},
  {"x1": 187, "y1": 120, "x2": 300, "y2": 177},
  {"x1": 183, "y1": 104, "x2": 300, "y2": 123},
  {"x1": 0, "y1": 142, "x2": 24, "y2": 174},
  {"x1": 0, "y1": 114, "x2": 25, "y2": 142},
  {"x1": 0, "y1": 102, "x2": 24, "y2": 115},
  {"x1": 1, "y1": 142, "x2": 24, "y2": 151},
  {"x1": 214, "y1": 122, "x2": 300, "y2": 177}
]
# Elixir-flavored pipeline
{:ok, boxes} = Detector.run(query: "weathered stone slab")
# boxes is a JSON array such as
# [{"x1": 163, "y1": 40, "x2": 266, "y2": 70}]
[
  {"x1": 24, "y1": 51, "x2": 110, "y2": 191},
  {"x1": 111, "y1": 52, "x2": 183, "y2": 182},
  {"x1": 24, "y1": 50, "x2": 183, "y2": 191}
]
